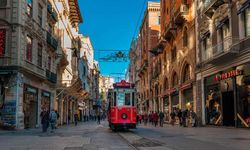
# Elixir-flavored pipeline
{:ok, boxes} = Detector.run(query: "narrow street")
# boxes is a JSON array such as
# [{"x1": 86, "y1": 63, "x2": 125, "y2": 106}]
[{"x1": 0, "y1": 121, "x2": 249, "y2": 150}]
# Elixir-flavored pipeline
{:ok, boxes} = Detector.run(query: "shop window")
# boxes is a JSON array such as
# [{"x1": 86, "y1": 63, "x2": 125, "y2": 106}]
[
  {"x1": 37, "y1": 43, "x2": 42, "y2": 67},
  {"x1": 243, "y1": 8, "x2": 250, "y2": 37},
  {"x1": 171, "y1": 46, "x2": 177, "y2": 62},
  {"x1": 183, "y1": 27, "x2": 188, "y2": 47},
  {"x1": 183, "y1": 64, "x2": 191, "y2": 82},
  {"x1": 0, "y1": 29, "x2": 6, "y2": 56},
  {"x1": 38, "y1": 4, "x2": 43, "y2": 27},
  {"x1": 26, "y1": 35, "x2": 32, "y2": 62},
  {"x1": 26, "y1": 0, "x2": 32, "y2": 17}
]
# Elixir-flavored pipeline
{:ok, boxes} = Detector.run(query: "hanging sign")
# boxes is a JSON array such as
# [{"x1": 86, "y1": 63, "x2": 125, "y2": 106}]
[
  {"x1": 0, "y1": 29, "x2": 6, "y2": 56},
  {"x1": 213, "y1": 69, "x2": 243, "y2": 81}
]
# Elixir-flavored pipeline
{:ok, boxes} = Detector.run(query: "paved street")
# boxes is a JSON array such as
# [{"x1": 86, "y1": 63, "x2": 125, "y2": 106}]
[{"x1": 0, "y1": 121, "x2": 250, "y2": 150}]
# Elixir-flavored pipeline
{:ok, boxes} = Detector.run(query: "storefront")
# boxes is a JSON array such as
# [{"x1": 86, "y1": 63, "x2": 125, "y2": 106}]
[
  {"x1": 180, "y1": 83, "x2": 193, "y2": 110},
  {"x1": 204, "y1": 66, "x2": 250, "y2": 127},
  {"x1": 23, "y1": 85, "x2": 38, "y2": 128},
  {"x1": 163, "y1": 96, "x2": 169, "y2": 121},
  {"x1": 170, "y1": 88, "x2": 179, "y2": 110},
  {"x1": 41, "y1": 91, "x2": 50, "y2": 111}
]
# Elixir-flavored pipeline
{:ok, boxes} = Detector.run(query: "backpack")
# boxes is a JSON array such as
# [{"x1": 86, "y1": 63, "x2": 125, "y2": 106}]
[{"x1": 50, "y1": 111, "x2": 57, "y2": 122}]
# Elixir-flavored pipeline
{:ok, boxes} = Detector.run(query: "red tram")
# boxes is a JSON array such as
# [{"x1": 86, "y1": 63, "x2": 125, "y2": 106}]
[{"x1": 107, "y1": 80, "x2": 137, "y2": 131}]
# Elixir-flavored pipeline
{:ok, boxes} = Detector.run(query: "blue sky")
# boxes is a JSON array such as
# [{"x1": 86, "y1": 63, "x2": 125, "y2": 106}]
[{"x1": 79, "y1": 0, "x2": 159, "y2": 79}]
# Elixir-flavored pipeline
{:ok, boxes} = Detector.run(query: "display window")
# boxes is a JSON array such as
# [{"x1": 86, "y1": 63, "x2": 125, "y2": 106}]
[{"x1": 41, "y1": 91, "x2": 50, "y2": 111}]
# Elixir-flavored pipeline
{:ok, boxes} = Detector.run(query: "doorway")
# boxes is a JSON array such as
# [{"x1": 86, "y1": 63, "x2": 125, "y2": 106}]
[{"x1": 222, "y1": 91, "x2": 234, "y2": 126}]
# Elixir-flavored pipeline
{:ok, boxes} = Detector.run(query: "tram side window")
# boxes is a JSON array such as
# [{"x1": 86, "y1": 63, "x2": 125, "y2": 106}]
[
  {"x1": 114, "y1": 92, "x2": 116, "y2": 106},
  {"x1": 132, "y1": 92, "x2": 135, "y2": 106},
  {"x1": 125, "y1": 93, "x2": 131, "y2": 105}
]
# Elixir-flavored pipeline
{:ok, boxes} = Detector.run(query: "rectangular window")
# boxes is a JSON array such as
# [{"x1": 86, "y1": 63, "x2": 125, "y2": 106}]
[
  {"x1": 48, "y1": 56, "x2": 51, "y2": 70},
  {"x1": 37, "y1": 43, "x2": 42, "y2": 67},
  {"x1": 27, "y1": 0, "x2": 32, "y2": 16},
  {"x1": 38, "y1": 4, "x2": 43, "y2": 27},
  {"x1": 26, "y1": 35, "x2": 32, "y2": 62},
  {"x1": 158, "y1": 16, "x2": 161, "y2": 25},
  {"x1": 0, "y1": 0, "x2": 7, "y2": 7},
  {"x1": 222, "y1": 20, "x2": 230, "y2": 50},
  {"x1": 0, "y1": 29, "x2": 6, "y2": 56},
  {"x1": 244, "y1": 8, "x2": 250, "y2": 37},
  {"x1": 125, "y1": 93, "x2": 131, "y2": 106}
]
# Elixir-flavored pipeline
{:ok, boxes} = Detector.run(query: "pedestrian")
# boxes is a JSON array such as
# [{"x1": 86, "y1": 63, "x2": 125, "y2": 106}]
[
  {"x1": 74, "y1": 112, "x2": 78, "y2": 126},
  {"x1": 153, "y1": 112, "x2": 159, "y2": 127},
  {"x1": 177, "y1": 109, "x2": 182, "y2": 126},
  {"x1": 170, "y1": 110, "x2": 176, "y2": 126},
  {"x1": 97, "y1": 114, "x2": 101, "y2": 125},
  {"x1": 148, "y1": 112, "x2": 152, "y2": 124},
  {"x1": 136, "y1": 114, "x2": 139, "y2": 124},
  {"x1": 144, "y1": 112, "x2": 148, "y2": 126},
  {"x1": 139, "y1": 114, "x2": 142, "y2": 124},
  {"x1": 191, "y1": 110, "x2": 197, "y2": 127},
  {"x1": 55, "y1": 110, "x2": 60, "y2": 129},
  {"x1": 49, "y1": 109, "x2": 57, "y2": 133},
  {"x1": 182, "y1": 109, "x2": 188, "y2": 127},
  {"x1": 40, "y1": 108, "x2": 49, "y2": 132},
  {"x1": 159, "y1": 111, "x2": 165, "y2": 127}
]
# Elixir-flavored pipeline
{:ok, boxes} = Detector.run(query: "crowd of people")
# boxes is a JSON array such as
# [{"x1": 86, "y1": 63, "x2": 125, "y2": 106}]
[
  {"x1": 40, "y1": 108, "x2": 106, "y2": 133},
  {"x1": 136, "y1": 109, "x2": 198, "y2": 127}
]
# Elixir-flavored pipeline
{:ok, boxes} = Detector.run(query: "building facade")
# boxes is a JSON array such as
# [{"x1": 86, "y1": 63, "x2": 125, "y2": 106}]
[
  {"x1": 196, "y1": 0, "x2": 250, "y2": 127},
  {"x1": 136, "y1": 2, "x2": 161, "y2": 114},
  {"x1": 0, "y1": 0, "x2": 86, "y2": 129}
]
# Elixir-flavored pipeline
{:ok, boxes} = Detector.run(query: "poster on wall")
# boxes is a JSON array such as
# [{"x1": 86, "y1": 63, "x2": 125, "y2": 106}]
[{"x1": 1, "y1": 101, "x2": 16, "y2": 125}]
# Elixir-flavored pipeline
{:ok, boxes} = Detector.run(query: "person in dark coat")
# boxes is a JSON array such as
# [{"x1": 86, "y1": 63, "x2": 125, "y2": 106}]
[
  {"x1": 144, "y1": 112, "x2": 148, "y2": 126},
  {"x1": 153, "y1": 112, "x2": 159, "y2": 127},
  {"x1": 74, "y1": 112, "x2": 78, "y2": 126},
  {"x1": 40, "y1": 108, "x2": 49, "y2": 132},
  {"x1": 177, "y1": 109, "x2": 182, "y2": 126},
  {"x1": 159, "y1": 111, "x2": 165, "y2": 127}
]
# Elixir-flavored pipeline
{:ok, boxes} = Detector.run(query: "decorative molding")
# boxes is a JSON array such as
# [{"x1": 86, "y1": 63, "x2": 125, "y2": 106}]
[{"x1": 212, "y1": 4, "x2": 230, "y2": 26}]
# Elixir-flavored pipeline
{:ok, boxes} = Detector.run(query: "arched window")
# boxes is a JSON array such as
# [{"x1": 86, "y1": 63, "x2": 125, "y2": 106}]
[
  {"x1": 183, "y1": 27, "x2": 188, "y2": 47},
  {"x1": 183, "y1": 64, "x2": 191, "y2": 82},
  {"x1": 172, "y1": 72, "x2": 178, "y2": 87},
  {"x1": 164, "y1": 78, "x2": 169, "y2": 90},
  {"x1": 171, "y1": 46, "x2": 177, "y2": 62}
]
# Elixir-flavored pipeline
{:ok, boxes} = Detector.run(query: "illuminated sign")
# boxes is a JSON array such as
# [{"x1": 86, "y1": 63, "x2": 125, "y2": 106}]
[
  {"x1": 114, "y1": 80, "x2": 133, "y2": 87},
  {"x1": 0, "y1": 29, "x2": 6, "y2": 56},
  {"x1": 213, "y1": 69, "x2": 243, "y2": 81}
]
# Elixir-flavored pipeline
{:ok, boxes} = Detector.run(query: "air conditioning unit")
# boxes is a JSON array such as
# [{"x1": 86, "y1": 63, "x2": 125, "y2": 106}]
[{"x1": 180, "y1": 4, "x2": 188, "y2": 13}]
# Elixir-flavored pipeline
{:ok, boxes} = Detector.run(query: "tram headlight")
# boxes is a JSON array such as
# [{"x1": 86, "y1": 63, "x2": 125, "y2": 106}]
[{"x1": 121, "y1": 113, "x2": 127, "y2": 119}]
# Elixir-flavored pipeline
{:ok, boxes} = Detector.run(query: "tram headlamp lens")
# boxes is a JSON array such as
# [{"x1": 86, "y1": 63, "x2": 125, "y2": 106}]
[{"x1": 121, "y1": 113, "x2": 127, "y2": 119}]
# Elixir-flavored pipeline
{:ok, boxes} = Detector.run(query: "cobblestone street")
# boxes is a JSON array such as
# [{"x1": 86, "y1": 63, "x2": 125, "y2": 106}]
[{"x1": 0, "y1": 121, "x2": 250, "y2": 150}]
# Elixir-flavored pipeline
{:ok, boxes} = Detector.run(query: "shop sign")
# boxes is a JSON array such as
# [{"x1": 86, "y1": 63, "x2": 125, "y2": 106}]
[
  {"x1": 25, "y1": 87, "x2": 37, "y2": 94},
  {"x1": 213, "y1": 69, "x2": 243, "y2": 81},
  {"x1": 42, "y1": 91, "x2": 50, "y2": 97},
  {"x1": 0, "y1": 29, "x2": 6, "y2": 56}
]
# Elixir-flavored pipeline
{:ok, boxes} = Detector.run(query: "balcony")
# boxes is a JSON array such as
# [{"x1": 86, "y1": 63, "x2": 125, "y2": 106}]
[
  {"x1": 23, "y1": 60, "x2": 46, "y2": 78},
  {"x1": 46, "y1": 70, "x2": 57, "y2": 83},
  {"x1": 174, "y1": 4, "x2": 189, "y2": 25},
  {"x1": 47, "y1": 32, "x2": 58, "y2": 50},
  {"x1": 138, "y1": 60, "x2": 148, "y2": 77},
  {"x1": 47, "y1": 4, "x2": 58, "y2": 23},
  {"x1": 203, "y1": 0, "x2": 226, "y2": 18},
  {"x1": 204, "y1": 36, "x2": 240, "y2": 64},
  {"x1": 164, "y1": 22, "x2": 176, "y2": 41}
]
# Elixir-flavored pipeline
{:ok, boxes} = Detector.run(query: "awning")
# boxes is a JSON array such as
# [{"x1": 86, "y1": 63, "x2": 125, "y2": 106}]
[
  {"x1": 160, "y1": 88, "x2": 177, "y2": 97},
  {"x1": 179, "y1": 82, "x2": 192, "y2": 91},
  {"x1": 237, "y1": 0, "x2": 250, "y2": 15}
]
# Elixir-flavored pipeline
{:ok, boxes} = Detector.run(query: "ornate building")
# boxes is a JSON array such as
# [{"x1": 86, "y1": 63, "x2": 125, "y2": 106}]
[{"x1": 196, "y1": 0, "x2": 250, "y2": 127}]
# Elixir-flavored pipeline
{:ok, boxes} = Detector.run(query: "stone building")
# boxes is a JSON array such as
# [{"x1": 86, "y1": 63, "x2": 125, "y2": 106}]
[
  {"x1": 0, "y1": 0, "x2": 85, "y2": 129},
  {"x1": 136, "y1": 1, "x2": 161, "y2": 114},
  {"x1": 196, "y1": 0, "x2": 250, "y2": 127},
  {"x1": 148, "y1": 0, "x2": 197, "y2": 122}
]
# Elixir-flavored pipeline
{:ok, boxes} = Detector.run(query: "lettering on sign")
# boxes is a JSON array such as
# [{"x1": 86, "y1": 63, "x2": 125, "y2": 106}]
[
  {"x1": 213, "y1": 69, "x2": 243, "y2": 81},
  {"x1": 1, "y1": 101, "x2": 16, "y2": 125}
]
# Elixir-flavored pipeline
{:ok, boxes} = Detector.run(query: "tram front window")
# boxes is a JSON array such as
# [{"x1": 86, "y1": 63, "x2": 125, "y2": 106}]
[{"x1": 125, "y1": 93, "x2": 131, "y2": 105}]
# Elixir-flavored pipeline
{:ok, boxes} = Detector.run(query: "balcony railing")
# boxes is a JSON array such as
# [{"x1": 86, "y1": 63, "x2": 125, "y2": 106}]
[
  {"x1": 46, "y1": 69, "x2": 57, "y2": 83},
  {"x1": 174, "y1": 4, "x2": 189, "y2": 25},
  {"x1": 47, "y1": 4, "x2": 58, "y2": 22},
  {"x1": 23, "y1": 60, "x2": 46, "y2": 78},
  {"x1": 0, "y1": 56, "x2": 17, "y2": 66},
  {"x1": 47, "y1": 32, "x2": 58, "y2": 50},
  {"x1": 203, "y1": 0, "x2": 225, "y2": 17},
  {"x1": 203, "y1": 36, "x2": 239, "y2": 63}
]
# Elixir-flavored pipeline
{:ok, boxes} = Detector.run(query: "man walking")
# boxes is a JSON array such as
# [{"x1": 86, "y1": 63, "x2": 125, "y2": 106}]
[
  {"x1": 159, "y1": 111, "x2": 165, "y2": 127},
  {"x1": 49, "y1": 109, "x2": 57, "y2": 133},
  {"x1": 74, "y1": 112, "x2": 78, "y2": 126},
  {"x1": 40, "y1": 108, "x2": 49, "y2": 132}
]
